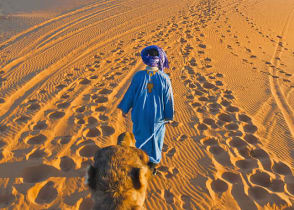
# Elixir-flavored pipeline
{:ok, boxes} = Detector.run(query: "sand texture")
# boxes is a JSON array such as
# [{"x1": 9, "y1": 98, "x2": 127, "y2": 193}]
[{"x1": 1, "y1": 0, "x2": 294, "y2": 209}]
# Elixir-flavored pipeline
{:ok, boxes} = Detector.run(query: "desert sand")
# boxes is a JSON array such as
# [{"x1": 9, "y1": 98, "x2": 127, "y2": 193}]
[{"x1": 0, "y1": 0, "x2": 294, "y2": 209}]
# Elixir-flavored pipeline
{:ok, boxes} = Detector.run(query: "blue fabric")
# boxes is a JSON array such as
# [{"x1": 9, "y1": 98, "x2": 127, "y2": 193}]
[
  {"x1": 118, "y1": 67, "x2": 174, "y2": 163},
  {"x1": 141, "y1": 45, "x2": 169, "y2": 71}
]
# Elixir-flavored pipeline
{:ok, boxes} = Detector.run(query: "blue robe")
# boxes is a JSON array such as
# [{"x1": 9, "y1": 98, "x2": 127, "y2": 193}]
[{"x1": 118, "y1": 66, "x2": 174, "y2": 163}]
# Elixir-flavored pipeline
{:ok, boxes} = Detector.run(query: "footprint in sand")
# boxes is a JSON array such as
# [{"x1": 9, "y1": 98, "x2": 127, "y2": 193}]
[
  {"x1": 248, "y1": 186, "x2": 270, "y2": 201},
  {"x1": 60, "y1": 156, "x2": 75, "y2": 172},
  {"x1": 197, "y1": 123, "x2": 208, "y2": 131},
  {"x1": 203, "y1": 82, "x2": 217, "y2": 90},
  {"x1": 176, "y1": 134, "x2": 188, "y2": 142},
  {"x1": 35, "y1": 181, "x2": 58, "y2": 204},
  {"x1": 15, "y1": 115, "x2": 30, "y2": 124},
  {"x1": 64, "y1": 78, "x2": 71, "y2": 83},
  {"x1": 225, "y1": 123, "x2": 239, "y2": 131},
  {"x1": 157, "y1": 166, "x2": 169, "y2": 175},
  {"x1": 198, "y1": 43, "x2": 206, "y2": 49},
  {"x1": 210, "y1": 178, "x2": 228, "y2": 193},
  {"x1": 49, "y1": 111, "x2": 65, "y2": 119},
  {"x1": 75, "y1": 105, "x2": 86, "y2": 113},
  {"x1": 21, "y1": 164, "x2": 59, "y2": 183},
  {"x1": 164, "y1": 189, "x2": 175, "y2": 204},
  {"x1": 243, "y1": 124, "x2": 258, "y2": 133},
  {"x1": 203, "y1": 118, "x2": 217, "y2": 128},
  {"x1": 94, "y1": 96, "x2": 108, "y2": 104},
  {"x1": 79, "y1": 78, "x2": 91, "y2": 85},
  {"x1": 67, "y1": 87, "x2": 75, "y2": 92},
  {"x1": 272, "y1": 161, "x2": 292, "y2": 175},
  {"x1": 223, "y1": 93, "x2": 235, "y2": 100},
  {"x1": 28, "y1": 149, "x2": 47, "y2": 160},
  {"x1": 164, "y1": 168, "x2": 178, "y2": 179},
  {"x1": 238, "y1": 113, "x2": 251, "y2": 123},
  {"x1": 166, "y1": 148, "x2": 176, "y2": 158},
  {"x1": 249, "y1": 170, "x2": 271, "y2": 188},
  {"x1": 216, "y1": 73, "x2": 223, "y2": 78},
  {"x1": 228, "y1": 137, "x2": 248, "y2": 148},
  {"x1": 87, "y1": 68, "x2": 96, "y2": 73},
  {"x1": 208, "y1": 145, "x2": 226, "y2": 156},
  {"x1": 250, "y1": 148, "x2": 269, "y2": 160},
  {"x1": 170, "y1": 121, "x2": 180, "y2": 127},
  {"x1": 26, "y1": 134, "x2": 47, "y2": 145},
  {"x1": 78, "y1": 144, "x2": 100, "y2": 158},
  {"x1": 208, "y1": 144, "x2": 233, "y2": 167},
  {"x1": 61, "y1": 93, "x2": 70, "y2": 99},
  {"x1": 58, "y1": 136, "x2": 71, "y2": 144},
  {"x1": 87, "y1": 116, "x2": 98, "y2": 127},
  {"x1": 95, "y1": 106, "x2": 107, "y2": 112},
  {"x1": 162, "y1": 143, "x2": 169, "y2": 152},
  {"x1": 235, "y1": 159, "x2": 258, "y2": 171},
  {"x1": 101, "y1": 125, "x2": 115, "y2": 136},
  {"x1": 172, "y1": 168, "x2": 179, "y2": 176},
  {"x1": 270, "y1": 179, "x2": 284, "y2": 192},
  {"x1": 285, "y1": 177, "x2": 294, "y2": 196},
  {"x1": 75, "y1": 118, "x2": 85, "y2": 125},
  {"x1": 218, "y1": 113, "x2": 234, "y2": 122},
  {"x1": 57, "y1": 101, "x2": 71, "y2": 109},
  {"x1": 99, "y1": 114, "x2": 109, "y2": 121},
  {"x1": 244, "y1": 134, "x2": 259, "y2": 145},
  {"x1": 89, "y1": 75, "x2": 98, "y2": 79},
  {"x1": 215, "y1": 80, "x2": 223, "y2": 86},
  {"x1": 27, "y1": 103, "x2": 41, "y2": 111},
  {"x1": 208, "y1": 103, "x2": 221, "y2": 114},
  {"x1": 56, "y1": 84, "x2": 67, "y2": 90},
  {"x1": 191, "y1": 102, "x2": 201, "y2": 108},
  {"x1": 220, "y1": 99, "x2": 231, "y2": 107},
  {"x1": 249, "y1": 147, "x2": 272, "y2": 171},
  {"x1": 226, "y1": 105, "x2": 239, "y2": 113},
  {"x1": 201, "y1": 137, "x2": 218, "y2": 146},
  {"x1": 99, "y1": 88, "x2": 112, "y2": 95},
  {"x1": 83, "y1": 127, "x2": 101, "y2": 138},
  {"x1": 181, "y1": 195, "x2": 192, "y2": 209},
  {"x1": 236, "y1": 146, "x2": 251, "y2": 159},
  {"x1": 109, "y1": 83, "x2": 118, "y2": 88},
  {"x1": 33, "y1": 120, "x2": 48, "y2": 130},
  {"x1": 180, "y1": 38, "x2": 187, "y2": 43},
  {"x1": 186, "y1": 94, "x2": 194, "y2": 100},
  {"x1": 222, "y1": 171, "x2": 241, "y2": 184}
]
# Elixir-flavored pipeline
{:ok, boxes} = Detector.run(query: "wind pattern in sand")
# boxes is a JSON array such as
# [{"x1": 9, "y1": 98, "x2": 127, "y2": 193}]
[{"x1": 0, "y1": 0, "x2": 294, "y2": 209}]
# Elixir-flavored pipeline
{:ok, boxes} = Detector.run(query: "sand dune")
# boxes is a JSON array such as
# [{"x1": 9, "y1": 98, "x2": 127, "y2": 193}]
[{"x1": 0, "y1": 0, "x2": 294, "y2": 209}]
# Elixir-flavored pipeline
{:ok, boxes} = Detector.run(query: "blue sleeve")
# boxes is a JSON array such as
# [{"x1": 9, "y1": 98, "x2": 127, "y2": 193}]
[
  {"x1": 117, "y1": 75, "x2": 137, "y2": 114},
  {"x1": 164, "y1": 78, "x2": 174, "y2": 120}
]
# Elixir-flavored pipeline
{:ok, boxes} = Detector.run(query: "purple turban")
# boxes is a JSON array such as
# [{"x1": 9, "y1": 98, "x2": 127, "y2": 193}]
[{"x1": 141, "y1": 45, "x2": 169, "y2": 71}]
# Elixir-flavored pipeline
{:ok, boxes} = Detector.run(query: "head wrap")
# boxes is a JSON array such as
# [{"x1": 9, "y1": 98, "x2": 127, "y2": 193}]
[{"x1": 141, "y1": 45, "x2": 169, "y2": 71}]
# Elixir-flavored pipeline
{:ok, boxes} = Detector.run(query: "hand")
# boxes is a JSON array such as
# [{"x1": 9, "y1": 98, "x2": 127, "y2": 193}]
[
  {"x1": 122, "y1": 112, "x2": 127, "y2": 118},
  {"x1": 165, "y1": 120, "x2": 172, "y2": 124}
]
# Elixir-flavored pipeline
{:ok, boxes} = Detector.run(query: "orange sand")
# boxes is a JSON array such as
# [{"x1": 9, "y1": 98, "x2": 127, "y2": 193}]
[{"x1": 0, "y1": 0, "x2": 294, "y2": 209}]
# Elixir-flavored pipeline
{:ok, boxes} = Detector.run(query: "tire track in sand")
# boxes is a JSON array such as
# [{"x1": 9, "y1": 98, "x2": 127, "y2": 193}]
[{"x1": 268, "y1": 8, "x2": 294, "y2": 139}]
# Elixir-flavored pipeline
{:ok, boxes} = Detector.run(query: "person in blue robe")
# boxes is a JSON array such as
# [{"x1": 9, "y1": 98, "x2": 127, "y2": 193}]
[{"x1": 118, "y1": 45, "x2": 174, "y2": 168}]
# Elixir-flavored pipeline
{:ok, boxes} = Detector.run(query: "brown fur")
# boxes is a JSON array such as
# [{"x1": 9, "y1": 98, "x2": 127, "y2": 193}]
[
  {"x1": 117, "y1": 132, "x2": 136, "y2": 147},
  {"x1": 86, "y1": 132, "x2": 151, "y2": 210}
]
